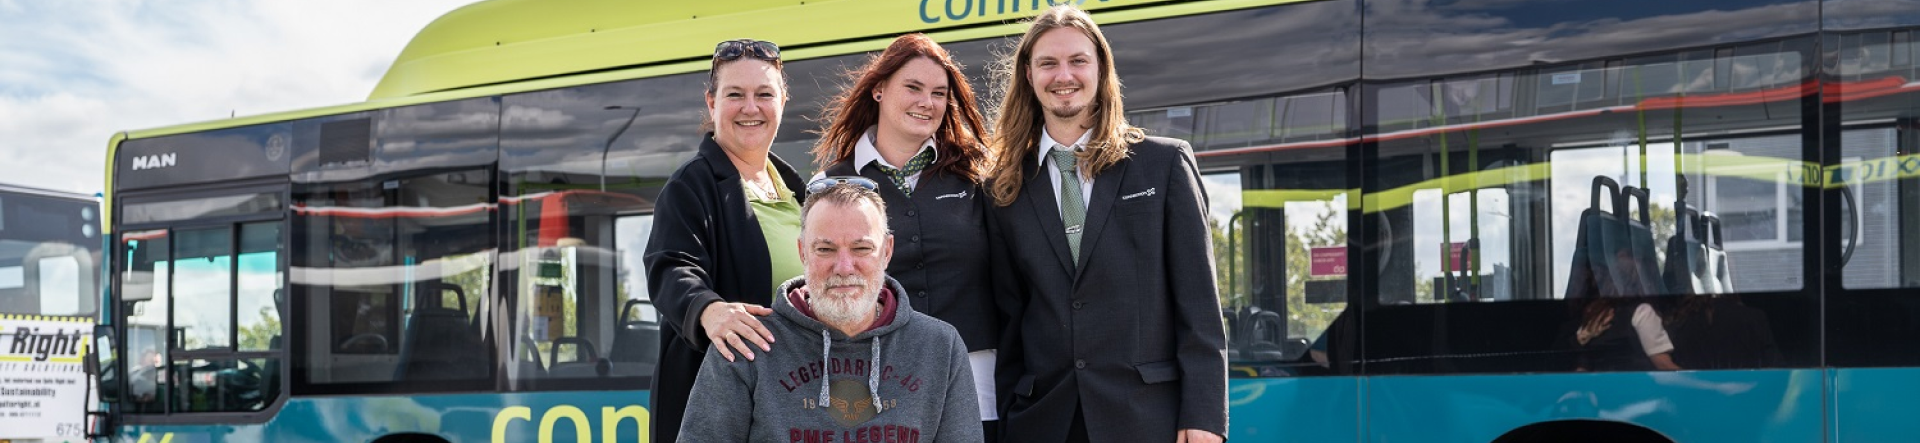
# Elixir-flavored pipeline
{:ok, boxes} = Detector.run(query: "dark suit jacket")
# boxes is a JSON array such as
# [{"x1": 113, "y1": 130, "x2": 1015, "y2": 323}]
[
  {"x1": 991, "y1": 136, "x2": 1229, "y2": 440},
  {"x1": 643, "y1": 134, "x2": 807, "y2": 443},
  {"x1": 823, "y1": 160, "x2": 999, "y2": 352}
]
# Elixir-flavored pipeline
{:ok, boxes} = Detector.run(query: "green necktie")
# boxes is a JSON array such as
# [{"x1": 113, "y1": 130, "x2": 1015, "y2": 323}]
[
  {"x1": 1049, "y1": 149, "x2": 1085, "y2": 262},
  {"x1": 877, "y1": 147, "x2": 936, "y2": 196}
]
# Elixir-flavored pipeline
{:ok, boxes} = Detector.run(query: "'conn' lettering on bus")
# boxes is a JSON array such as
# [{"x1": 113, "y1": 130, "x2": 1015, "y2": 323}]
[
  {"x1": 490, "y1": 404, "x2": 648, "y2": 443},
  {"x1": 131, "y1": 153, "x2": 177, "y2": 170},
  {"x1": 920, "y1": 0, "x2": 1113, "y2": 24}
]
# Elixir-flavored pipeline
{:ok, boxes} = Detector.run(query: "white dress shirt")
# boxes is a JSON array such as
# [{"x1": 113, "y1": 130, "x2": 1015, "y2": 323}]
[
  {"x1": 853, "y1": 125, "x2": 939, "y2": 189},
  {"x1": 1037, "y1": 127, "x2": 1095, "y2": 214}
]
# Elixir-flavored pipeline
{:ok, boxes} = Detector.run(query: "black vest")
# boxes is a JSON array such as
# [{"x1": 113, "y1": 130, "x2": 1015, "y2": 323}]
[{"x1": 825, "y1": 160, "x2": 998, "y2": 351}]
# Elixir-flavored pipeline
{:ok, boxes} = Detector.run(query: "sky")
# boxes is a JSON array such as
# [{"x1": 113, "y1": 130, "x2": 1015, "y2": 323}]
[{"x1": 0, "y1": 0, "x2": 476, "y2": 194}]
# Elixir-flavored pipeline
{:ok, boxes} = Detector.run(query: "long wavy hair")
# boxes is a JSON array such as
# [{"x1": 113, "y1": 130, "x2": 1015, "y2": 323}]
[
  {"x1": 812, "y1": 33, "x2": 990, "y2": 182},
  {"x1": 985, "y1": 4, "x2": 1144, "y2": 207}
]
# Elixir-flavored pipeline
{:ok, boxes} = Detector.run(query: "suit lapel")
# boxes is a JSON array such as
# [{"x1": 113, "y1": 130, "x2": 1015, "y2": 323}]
[
  {"x1": 1020, "y1": 159, "x2": 1077, "y2": 277},
  {"x1": 1075, "y1": 157, "x2": 1128, "y2": 274}
]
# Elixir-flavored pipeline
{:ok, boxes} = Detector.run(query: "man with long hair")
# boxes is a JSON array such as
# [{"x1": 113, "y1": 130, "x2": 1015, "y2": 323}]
[{"x1": 984, "y1": 5, "x2": 1228, "y2": 443}]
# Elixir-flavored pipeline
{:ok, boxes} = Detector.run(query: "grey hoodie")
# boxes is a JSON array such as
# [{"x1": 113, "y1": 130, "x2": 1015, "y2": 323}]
[{"x1": 678, "y1": 275, "x2": 983, "y2": 442}]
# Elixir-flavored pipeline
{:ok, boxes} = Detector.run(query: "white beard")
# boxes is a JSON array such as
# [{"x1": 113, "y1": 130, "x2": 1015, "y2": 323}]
[{"x1": 812, "y1": 274, "x2": 882, "y2": 328}]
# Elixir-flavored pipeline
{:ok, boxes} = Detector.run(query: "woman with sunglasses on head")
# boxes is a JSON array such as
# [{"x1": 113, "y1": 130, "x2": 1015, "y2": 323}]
[
  {"x1": 644, "y1": 38, "x2": 807, "y2": 442},
  {"x1": 811, "y1": 33, "x2": 1004, "y2": 441}
]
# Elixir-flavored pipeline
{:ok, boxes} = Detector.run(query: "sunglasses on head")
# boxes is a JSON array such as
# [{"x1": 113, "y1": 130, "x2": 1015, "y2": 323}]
[
  {"x1": 714, "y1": 39, "x2": 781, "y2": 62},
  {"x1": 806, "y1": 176, "x2": 880, "y2": 195}
]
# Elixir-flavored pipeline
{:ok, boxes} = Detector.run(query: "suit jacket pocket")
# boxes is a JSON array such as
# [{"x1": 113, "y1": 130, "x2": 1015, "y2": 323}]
[
  {"x1": 1134, "y1": 360, "x2": 1181, "y2": 384},
  {"x1": 1014, "y1": 374, "x2": 1036, "y2": 397},
  {"x1": 1116, "y1": 195, "x2": 1160, "y2": 217}
]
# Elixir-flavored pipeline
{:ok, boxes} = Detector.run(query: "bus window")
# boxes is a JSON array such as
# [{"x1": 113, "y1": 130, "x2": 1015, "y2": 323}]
[
  {"x1": 496, "y1": 80, "x2": 665, "y2": 390},
  {"x1": 236, "y1": 222, "x2": 282, "y2": 352},
  {"x1": 504, "y1": 194, "x2": 650, "y2": 386},
  {"x1": 171, "y1": 227, "x2": 234, "y2": 351},
  {"x1": 616, "y1": 216, "x2": 659, "y2": 329},
  {"x1": 1366, "y1": 41, "x2": 1814, "y2": 375},
  {"x1": 1410, "y1": 188, "x2": 1514, "y2": 303},
  {"x1": 1205, "y1": 159, "x2": 1351, "y2": 370},
  {"x1": 120, "y1": 229, "x2": 170, "y2": 414},
  {"x1": 36, "y1": 256, "x2": 80, "y2": 314},
  {"x1": 292, "y1": 171, "x2": 495, "y2": 389}
]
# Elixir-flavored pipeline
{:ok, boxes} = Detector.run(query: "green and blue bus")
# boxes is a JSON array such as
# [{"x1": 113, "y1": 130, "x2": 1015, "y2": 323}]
[{"x1": 86, "y1": 0, "x2": 1920, "y2": 441}]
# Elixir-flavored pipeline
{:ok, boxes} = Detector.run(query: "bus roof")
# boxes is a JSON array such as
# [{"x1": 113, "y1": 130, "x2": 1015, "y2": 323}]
[
  {"x1": 0, "y1": 182, "x2": 95, "y2": 201},
  {"x1": 368, "y1": 0, "x2": 1185, "y2": 100},
  {"x1": 102, "y1": 0, "x2": 1300, "y2": 214}
]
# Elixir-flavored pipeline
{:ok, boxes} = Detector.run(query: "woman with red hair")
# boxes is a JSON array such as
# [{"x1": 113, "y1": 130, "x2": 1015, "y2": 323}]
[{"x1": 810, "y1": 33, "x2": 1003, "y2": 441}]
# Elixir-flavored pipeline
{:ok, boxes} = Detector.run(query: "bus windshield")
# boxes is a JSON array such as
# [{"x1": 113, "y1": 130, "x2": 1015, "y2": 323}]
[{"x1": 0, "y1": 185, "x2": 100, "y2": 317}]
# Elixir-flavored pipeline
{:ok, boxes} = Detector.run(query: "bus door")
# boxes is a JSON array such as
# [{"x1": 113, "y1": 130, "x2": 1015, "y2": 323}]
[{"x1": 99, "y1": 183, "x2": 288, "y2": 425}]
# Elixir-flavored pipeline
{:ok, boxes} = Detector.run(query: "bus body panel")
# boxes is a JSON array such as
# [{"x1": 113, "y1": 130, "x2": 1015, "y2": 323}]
[
  {"x1": 113, "y1": 390, "x2": 651, "y2": 443},
  {"x1": 1830, "y1": 367, "x2": 1920, "y2": 443},
  {"x1": 1228, "y1": 376, "x2": 1361, "y2": 442},
  {"x1": 1369, "y1": 370, "x2": 1824, "y2": 443}
]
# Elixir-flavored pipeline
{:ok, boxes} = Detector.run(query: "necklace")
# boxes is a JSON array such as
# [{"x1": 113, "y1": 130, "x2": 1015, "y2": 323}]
[{"x1": 744, "y1": 177, "x2": 778, "y2": 200}]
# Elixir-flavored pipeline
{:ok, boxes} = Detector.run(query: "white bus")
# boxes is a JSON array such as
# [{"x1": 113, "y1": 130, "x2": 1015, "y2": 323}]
[{"x1": 0, "y1": 183, "x2": 101, "y2": 442}]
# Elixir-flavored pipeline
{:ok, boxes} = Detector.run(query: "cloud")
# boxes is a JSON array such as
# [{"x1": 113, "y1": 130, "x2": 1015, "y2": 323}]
[{"x1": 0, "y1": 0, "x2": 473, "y2": 193}]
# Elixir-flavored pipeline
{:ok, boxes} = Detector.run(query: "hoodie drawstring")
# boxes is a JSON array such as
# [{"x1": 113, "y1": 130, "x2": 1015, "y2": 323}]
[
  {"x1": 815, "y1": 329, "x2": 886, "y2": 414},
  {"x1": 870, "y1": 336, "x2": 884, "y2": 413},
  {"x1": 818, "y1": 329, "x2": 832, "y2": 406}
]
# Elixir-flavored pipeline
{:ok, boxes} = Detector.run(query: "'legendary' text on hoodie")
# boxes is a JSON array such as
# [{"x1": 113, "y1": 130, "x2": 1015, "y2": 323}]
[{"x1": 780, "y1": 358, "x2": 928, "y2": 393}]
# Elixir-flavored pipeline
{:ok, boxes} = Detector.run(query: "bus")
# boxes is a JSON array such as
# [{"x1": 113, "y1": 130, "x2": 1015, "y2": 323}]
[
  {"x1": 0, "y1": 183, "x2": 101, "y2": 442},
  {"x1": 83, "y1": 0, "x2": 1920, "y2": 441}
]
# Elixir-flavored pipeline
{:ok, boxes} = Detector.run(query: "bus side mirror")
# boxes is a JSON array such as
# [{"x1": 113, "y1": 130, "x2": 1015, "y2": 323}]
[{"x1": 91, "y1": 324, "x2": 120, "y2": 403}]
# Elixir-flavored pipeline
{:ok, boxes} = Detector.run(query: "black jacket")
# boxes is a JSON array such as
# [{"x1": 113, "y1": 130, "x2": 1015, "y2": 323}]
[
  {"x1": 644, "y1": 134, "x2": 807, "y2": 443},
  {"x1": 822, "y1": 160, "x2": 999, "y2": 352},
  {"x1": 991, "y1": 136, "x2": 1229, "y2": 440}
]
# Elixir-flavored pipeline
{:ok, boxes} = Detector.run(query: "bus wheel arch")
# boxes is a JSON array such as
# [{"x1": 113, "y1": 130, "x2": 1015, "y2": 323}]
[
  {"x1": 1491, "y1": 420, "x2": 1675, "y2": 443},
  {"x1": 370, "y1": 433, "x2": 451, "y2": 443}
]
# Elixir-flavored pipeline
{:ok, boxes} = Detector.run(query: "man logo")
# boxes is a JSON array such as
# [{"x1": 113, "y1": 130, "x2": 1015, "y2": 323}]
[{"x1": 132, "y1": 153, "x2": 177, "y2": 170}]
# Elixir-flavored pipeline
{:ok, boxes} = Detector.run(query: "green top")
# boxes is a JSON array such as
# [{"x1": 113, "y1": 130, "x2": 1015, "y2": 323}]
[{"x1": 747, "y1": 162, "x2": 804, "y2": 299}]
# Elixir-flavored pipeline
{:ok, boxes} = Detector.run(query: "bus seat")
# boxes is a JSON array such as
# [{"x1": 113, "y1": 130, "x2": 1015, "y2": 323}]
[
  {"x1": 1565, "y1": 178, "x2": 1669, "y2": 300},
  {"x1": 1664, "y1": 209, "x2": 1732, "y2": 295},
  {"x1": 608, "y1": 299, "x2": 660, "y2": 377},
  {"x1": 262, "y1": 336, "x2": 281, "y2": 404},
  {"x1": 547, "y1": 336, "x2": 607, "y2": 378},
  {"x1": 394, "y1": 283, "x2": 487, "y2": 380},
  {"x1": 516, "y1": 335, "x2": 545, "y2": 379},
  {"x1": 1243, "y1": 310, "x2": 1289, "y2": 361}
]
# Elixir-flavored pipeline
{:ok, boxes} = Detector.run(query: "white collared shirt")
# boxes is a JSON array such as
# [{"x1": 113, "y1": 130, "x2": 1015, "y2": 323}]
[
  {"x1": 854, "y1": 125, "x2": 940, "y2": 190},
  {"x1": 1038, "y1": 127, "x2": 1095, "y2": 214}
]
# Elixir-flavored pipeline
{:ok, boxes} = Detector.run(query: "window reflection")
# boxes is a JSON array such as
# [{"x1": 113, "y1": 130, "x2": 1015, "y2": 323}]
[
  {"x1": 1365, "y1": 38, "x2": 1813, "y2": 374},
  {"x1": 292, "y1": 170, "x2": 494, "y2": 388}
]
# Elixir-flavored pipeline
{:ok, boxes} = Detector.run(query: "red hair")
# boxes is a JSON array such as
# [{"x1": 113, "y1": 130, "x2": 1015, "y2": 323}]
[{"x1": 812, "y1": 33, "x2": 990, "y2": 181}]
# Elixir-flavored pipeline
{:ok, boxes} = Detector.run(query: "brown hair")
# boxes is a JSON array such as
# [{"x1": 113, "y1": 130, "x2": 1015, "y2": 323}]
[
  {"x1": 985, "y1": 4, "x2": 1143, "y2": 207},
  {"x1": 812, "y1": 33, "x2": 990, "y2": 181},
  {"x1": 702, "y1": 40, "x2": 789, "y2": 134}
]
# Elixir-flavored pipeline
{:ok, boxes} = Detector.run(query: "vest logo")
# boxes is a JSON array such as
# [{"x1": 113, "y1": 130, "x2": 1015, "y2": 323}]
[{"x1": 132, "y1": 153, "x2": 177, "y2": 170}]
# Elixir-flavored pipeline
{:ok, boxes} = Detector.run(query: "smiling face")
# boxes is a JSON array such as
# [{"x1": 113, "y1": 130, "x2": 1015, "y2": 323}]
[
  {"x1": 705, "y1": 59, "x2": 786, "y2": 153},
  {"x1": 799, "y1": 198, "x2": 892, "y2": 328},
  {"x1": 1025, "y1": 27, "x2": 1100, "y2": 125},
  {"x1": 874, "y1": 57, "x2": 950, "y2": 150}
]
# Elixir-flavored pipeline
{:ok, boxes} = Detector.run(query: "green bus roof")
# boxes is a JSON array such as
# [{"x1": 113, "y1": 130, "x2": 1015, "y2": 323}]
[
  {"x1": 370, "y1": 0, "x2": 1198, "y2": 100},
  {"x1": 102, "y1": 0, "x2": 1304, "y2": 224}
]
